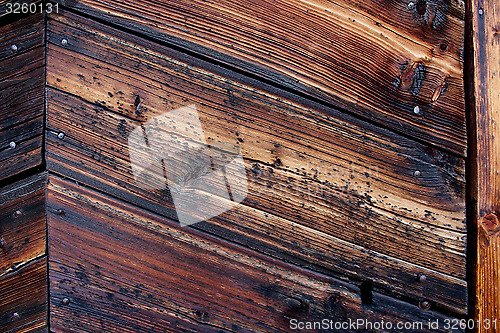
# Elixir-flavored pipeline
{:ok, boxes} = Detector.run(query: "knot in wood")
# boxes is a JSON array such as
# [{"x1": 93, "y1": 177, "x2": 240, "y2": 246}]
[{"x1": 482, "y1": 212, "x2": 500, "y2": 236}]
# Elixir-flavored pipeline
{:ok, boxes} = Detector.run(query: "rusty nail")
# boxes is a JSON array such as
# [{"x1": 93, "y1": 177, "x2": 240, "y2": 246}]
[
  {"x1": 58, "y1": 132, "x2": 65, "y2": 139},
  {"x1": 418, "y1": 274, "x2": 427, "y2": 282},
  {"x1": 413, "y1": 106, "x2": 420, "y2": 115},
  {"x1": 419, "y1": 300, "x2": 431, "y2": 311},
  {"x1": 414, "y1": 170, "x2": 421, "y2": 177},
  {"x1": 9, "y1": 141, "x2": 16, "y2": 149},
  {"x1": 56, "y1": 209, "x2": 65, "y2": 216},
  {"x1": 13, "y1": 312, "x2": 20, "y2": 319},
  {"x1": 14, "y1": 210, "x2": 22, "y2": 217},
  {"x1": 61, "y1": 39, "x2": 68, "y2": 46},
  {"x1": 407, "y1": 2, "x2": 415, "y2": 9},
  {"x1": 479, "y1": 8, "x2": 484, "y2": 15},
  {"x1": 62, "y1": 297, "x2": 70, "y2": 305}
]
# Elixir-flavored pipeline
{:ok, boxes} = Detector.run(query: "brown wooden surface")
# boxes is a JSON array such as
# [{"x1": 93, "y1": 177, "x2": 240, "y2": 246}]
[
  {"x1": 0, "y1": 173, "x2": 47, "y2": 277},
  {"x1": 0, "y1": 257, "x2": 48, "y2": 333},
  {"x1": 0, "y1": 14, "x2": 44, "y2": 182},
  {"x1": 45, "y1": 11, "x2": 467, "y2": 314},
  {"x1": 48, "y1": 175, "x2": 463, "y2": 332},
  {"x1": 56, "y1": 0, "x2": 467, "y2": 155},
  {"x1": 471, "y1": 0, "x2": 500, "y2": 330}
]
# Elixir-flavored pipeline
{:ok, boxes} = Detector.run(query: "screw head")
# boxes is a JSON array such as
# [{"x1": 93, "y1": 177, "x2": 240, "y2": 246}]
[
  {"x1": 13, "y1": 312, "x2": 20, "y2": 319},
  {"x1": 413, "y1": 106, "x2": 420, "y2": 115},
  {"x1": 9, "y1": 141, "x2": 16, "y2": 149},
  {"x1": 418, "y1": 274, "x2": 427, "y2": 282},
  {"x1": 479, "y1": 7, "x2": 484, "y2": 15},
  {"x1": 11, "y1": 44, "x2": 18, "y2": 52},
  {"x1": 419, "y1": 300, "x2": 431, "y2": 311},
  {"x1": 61, "y1": 39, "x2": 68, "y2": 46},
  {"x1": 14, "y1": 210, "x2": 22, "y2": 218},
  {"x1": 62, "y1": 297, "x2": 71, "y2": 305},
  {"x1": 414, "y1": 170, "x2": 421, "y2": 177},
  {"x1": 58, "y1": 132, "x2": 65, "y2": 140}
]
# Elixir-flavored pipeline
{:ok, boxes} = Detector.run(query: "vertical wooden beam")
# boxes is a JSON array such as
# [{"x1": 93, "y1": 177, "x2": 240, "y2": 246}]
[{"x1": 471, "y1": 0, "x2": 500, "y2": 330}]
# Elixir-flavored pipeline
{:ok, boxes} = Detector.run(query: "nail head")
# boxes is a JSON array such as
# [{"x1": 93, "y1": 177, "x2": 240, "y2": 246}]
[
  {"x1": 58, "y1": 132, "x2": 65, "y2": 140},
  {"x1": 56, "y1": 209, "x2": 65, "y2": 216},
  {"x1": 14, "y1": 210, "x2": 22, "y2": 217},
  {"x1": 418, "y1": 274, "x2": 427, "y2": 282},
  {"x1": 413, "y1": 106, "x2": 420, "y2": 114},
  {"x1": 419, "y1": 300, "x2": 431, "y2": 311},
  {"x1": 62, "y1": 297, "x2": 71, "y2": 305},
  {"x1": 13, "y1": 312, "x2": 20, "y2": 319},
  {"x1": 414, "y1": 170, "x2": 421, "y2": 177},
  {"x1": 407, "y1": 2, "x2": 415, "y2": 9},
  {"x1": 479, "y1": 8, "x2": 484, "y2": 15},
  {"x1": 9, "y1": 141, "x2": 16, "y2": 149},
  {"x1": 61, "y1": 39, "x2": 68, "y2": 46},
  {"x1": 11, "y1": 44, "x2": 18, "y2": 52}
]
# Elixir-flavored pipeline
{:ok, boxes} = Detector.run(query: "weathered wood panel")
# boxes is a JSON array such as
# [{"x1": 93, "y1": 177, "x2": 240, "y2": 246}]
[
  {"x1": 0, "y1": 14, "x2": 44, "y2": 59},
  {"x1": 46, "y1": 12, "x2": 467, "y2": 313},
  {"x1": 48, "y1": 175, "x2": 463, "y2": 332},
  {"x1": 0, "y1": 14, "x2": 44, "y2": 182},
  {"x1": 57, "y1": 0, "x2": 466, "y2": 155},
  {"x1": 0, "y1": 257, "x2": 48, "y2": 333},
  {"x1": 0, "y1": 173, "x2": 47, "y2": 277},
  {"x1": 470, "y1": 0, "x2": 500, "y2": 330}
]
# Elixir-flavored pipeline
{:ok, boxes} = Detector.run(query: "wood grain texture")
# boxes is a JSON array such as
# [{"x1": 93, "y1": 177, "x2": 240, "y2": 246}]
[
  {"x1": 46, "y1": 12, "x2": 467, "y2": 314},
  {"x1": 0, "y1": 173, "x2": 47, "y2": 277},
  {"x1": 0, "y1": 14, "x2": 45, "y2": 182},
  {"x1": 471, "y1": 0, "x2": 500, "y2": 330},
  {"x1": 48, "y1": 175, "x2": 463, "y2": 333},
  {"x1": 55, "y1": 0, "x2": 466, "y2": 155},
  {"x1": 0, "y1": 14, "x2": 44, "y2": 60},
  {"x1": 0, "y1": 257, "x2": 48, "y2": 333}
]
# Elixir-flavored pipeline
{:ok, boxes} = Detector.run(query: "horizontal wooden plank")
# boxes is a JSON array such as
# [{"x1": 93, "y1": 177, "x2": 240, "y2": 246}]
[
  {"x1": 0, "y1": 173, "x2": 47, "y2": 277},
  {"x1": 0, "y1": 136, "x2": 43, "y2": 182},
  {"x1": 48, "y1": 175, "x2": 463, "y2": 332},
  {"x1": 0, "y1": 257, "x2": 48, "y2": 333},
  {"x1": 0, "y1": 66, "x2": 44, "y2": 132},
  {"x1": 53, "y1": 1, "x2": 466, "y2": 155},
  {"x1": 45, "y1": 13, "x2": 467, "y2": 313},
  {"x1": 0, "y1": 13, "x2": 44, "y2": 61}
]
